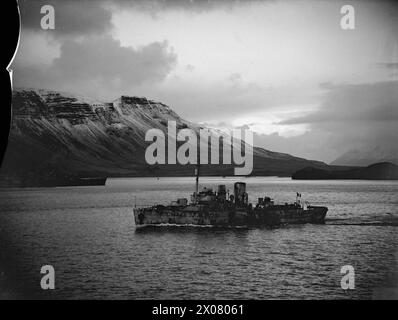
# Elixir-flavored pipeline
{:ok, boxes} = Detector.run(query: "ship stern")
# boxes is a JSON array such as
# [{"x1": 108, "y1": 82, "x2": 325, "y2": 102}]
[{"x1": 309, "y1": 206, "x2": 328, "y2": 224}]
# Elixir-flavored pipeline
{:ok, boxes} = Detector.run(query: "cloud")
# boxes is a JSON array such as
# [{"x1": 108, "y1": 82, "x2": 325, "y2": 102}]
[
  {"x1": 19, "y1": 0, "x2": 113, "y2": 36},
  {"x1": 145, "y1": 79, "x2": 318, "y2": 125},
  {"x1": 377, "y1": 63, "x2": 398, "y2": 70},
  {"x1": 109, "y1": 0, "x2": 268, "y2": 13},
  {"x1": 253, "y1": 130, "x2": 336, "y2": 162},
  {"x1": 18, "y1": 0, "x2": 267, "y2": 37},
  {"x1": 262, "y1": 80, "x2": 398, "y2": 162},
  {"x1": 376, "y1": 63, "x2": 398, "y2": 78},
  {"x1": 254, "y1": 120, "x2": 398, "y2": 163},
  {"x1": 13, "y1": 35, "x2": 177, "y2": 98},
  {"x1": 280, "y1": 81, "x2": 398, "y2": 125}
]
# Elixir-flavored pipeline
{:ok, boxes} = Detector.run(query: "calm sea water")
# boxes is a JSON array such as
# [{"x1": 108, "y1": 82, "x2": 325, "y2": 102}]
[{"x1": 0, "y1": 177, "x2": 397, "y2": 299}]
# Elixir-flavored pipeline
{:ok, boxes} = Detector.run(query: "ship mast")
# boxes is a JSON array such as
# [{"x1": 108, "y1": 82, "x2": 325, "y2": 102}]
[{"x1": 194, "y1": 153, "x2": 200, "y2": 203}]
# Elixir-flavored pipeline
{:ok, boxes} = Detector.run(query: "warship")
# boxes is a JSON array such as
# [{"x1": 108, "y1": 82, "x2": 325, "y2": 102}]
[{"x1": 133, "y1": 167, "x2": 328, "y2": 228}]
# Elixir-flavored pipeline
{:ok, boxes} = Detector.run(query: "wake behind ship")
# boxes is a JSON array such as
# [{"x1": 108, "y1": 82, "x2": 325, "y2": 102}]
[{"x1": 133, "y1": 174, "x2": 328, "y2": 228}]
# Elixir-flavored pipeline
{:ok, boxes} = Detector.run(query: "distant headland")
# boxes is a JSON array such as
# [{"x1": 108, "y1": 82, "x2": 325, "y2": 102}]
[{"x1": 292, "y1": 162, "x2": 398, "y2": 180}]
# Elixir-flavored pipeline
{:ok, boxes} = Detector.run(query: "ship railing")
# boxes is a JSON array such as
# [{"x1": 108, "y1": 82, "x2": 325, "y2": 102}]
[
  {"x1": 133, "y1": 202, "x2": 168, "y2": 209},
  {"x1": 134, "y1": 203, "x2": 156, "y2": 209}
]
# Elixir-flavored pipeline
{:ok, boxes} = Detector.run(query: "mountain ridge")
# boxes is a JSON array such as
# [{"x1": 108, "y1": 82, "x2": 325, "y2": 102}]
[
  {"x1": 1, "y1": 88, "x2": 330, "y2": 187},
  {"x1": 331, "y1": 147, "x2": 398, "y2": 166}
]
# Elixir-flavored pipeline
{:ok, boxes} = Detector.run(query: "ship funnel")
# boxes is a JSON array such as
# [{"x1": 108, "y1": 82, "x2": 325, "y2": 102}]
[
  {"x1": 217, "y1": 185, "x2": 226, "y2": 200},
  {"x1": 234, "y1": 182, "x2": 247, "y2": 205}
]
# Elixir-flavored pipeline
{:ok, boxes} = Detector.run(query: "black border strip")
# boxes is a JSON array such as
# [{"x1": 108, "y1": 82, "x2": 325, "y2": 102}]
[{"x1": 0, "y1": 0, "x2": 19, "y2": 167}]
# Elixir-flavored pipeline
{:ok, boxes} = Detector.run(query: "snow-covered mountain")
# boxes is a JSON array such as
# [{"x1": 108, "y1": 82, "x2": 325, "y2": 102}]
[{"x1": 0, "y1": 88, "x2": 328, "y2": 186}]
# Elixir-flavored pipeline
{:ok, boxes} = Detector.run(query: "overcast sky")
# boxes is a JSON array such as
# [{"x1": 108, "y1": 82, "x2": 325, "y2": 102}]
[{"x1": 12, "y1": 0, "x2": 398, "y2": 163}]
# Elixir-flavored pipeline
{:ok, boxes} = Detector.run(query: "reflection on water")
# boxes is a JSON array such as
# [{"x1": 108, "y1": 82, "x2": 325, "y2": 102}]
[
  {"x1": 0, "y1": 177, "x2": 397, "y2": 299},
  {"x1": 134, "y1": 225, "x2": 252, "y2": 234}
]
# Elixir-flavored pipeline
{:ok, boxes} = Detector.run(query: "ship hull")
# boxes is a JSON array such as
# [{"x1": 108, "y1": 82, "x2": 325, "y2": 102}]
[{"x1": 134, "y1": 205, "x2": 328, "y2": 228}]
